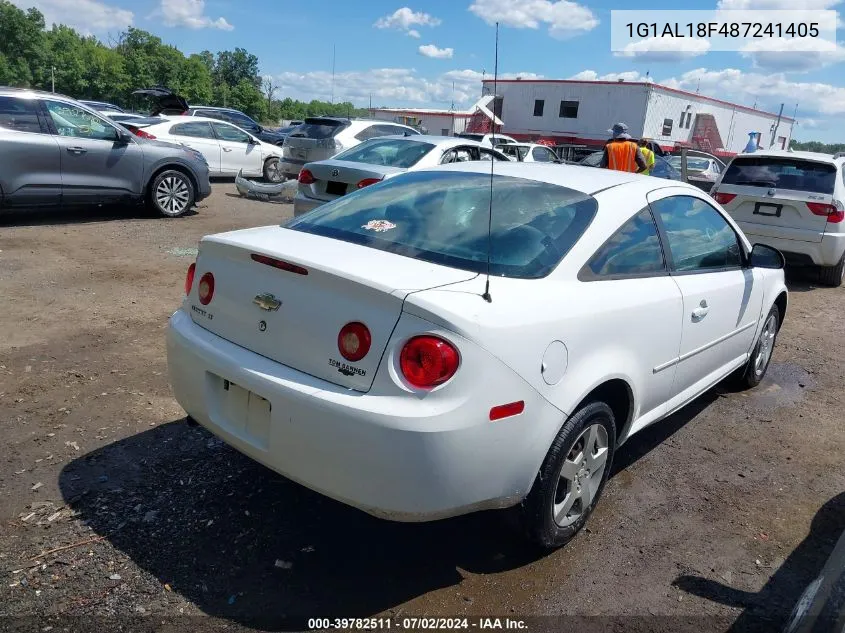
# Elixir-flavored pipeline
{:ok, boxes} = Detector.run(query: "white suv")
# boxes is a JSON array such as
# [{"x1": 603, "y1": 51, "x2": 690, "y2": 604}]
[
  {"x1": 280, "y1": 117, "x2": 419, "y2": 180},
  {"x1": 711, "y1": 150, "x2": 845, "y2": 286}
]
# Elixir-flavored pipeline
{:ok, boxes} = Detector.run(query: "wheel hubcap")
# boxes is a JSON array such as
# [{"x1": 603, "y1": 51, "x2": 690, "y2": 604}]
[
  {"x1": 754, "y1": 314, "x2": 777, "y2": 377},
  {"x1": 155, "y1": 176, "x2": 189, "y2": 214},
  {"x1": 552, "y1": 424, "x2": 609, "y2": 528}
]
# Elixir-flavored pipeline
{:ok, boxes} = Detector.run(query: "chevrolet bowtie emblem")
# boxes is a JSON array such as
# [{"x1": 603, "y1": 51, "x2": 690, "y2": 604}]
[{"x1": 253, "y1": 293, "x2": 281, "y2": 311}]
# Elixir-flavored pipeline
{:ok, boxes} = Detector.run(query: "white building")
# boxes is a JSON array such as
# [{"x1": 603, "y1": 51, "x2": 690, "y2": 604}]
[
  {"x1": 480, "y1": 78, "x2": 794, "y2": 155},
  {"x1": 371, "y1": 96, "x2": 503, "y2": 137}
]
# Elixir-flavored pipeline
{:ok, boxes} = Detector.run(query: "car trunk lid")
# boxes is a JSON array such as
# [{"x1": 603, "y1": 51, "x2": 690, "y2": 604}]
[
  {"x1": 188, "y1": 226, "x2": 476, "y2": 391},
  {"x1": 131, "y1": 87, "x2": 189, "y2": 116},
  {"x1": 283, "y1": 118, "x2": 350, "y2": 165},
  {"x1": 715, "y1": 156, "x2": 839, "y2": 242},
  {"x1": 300, "y1": 160, "x2": 404, "y2": 202}
]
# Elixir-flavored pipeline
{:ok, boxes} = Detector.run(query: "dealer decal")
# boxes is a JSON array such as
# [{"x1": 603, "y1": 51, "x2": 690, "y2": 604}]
[
  {"x1": 361, "y1": 220, "x2": 396, "y2": 233},
  {"x1": 191, "y1": 304, "x2": 214, "y2": 321},
  {"x1": 329, "y1": 358, "x2": 367, "y2": 377}
]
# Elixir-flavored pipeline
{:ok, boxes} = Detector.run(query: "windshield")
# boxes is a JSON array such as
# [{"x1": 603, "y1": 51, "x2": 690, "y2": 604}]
[
  {"x1": 287, "y1": 171, "x2": 597, "y2": 279},
  {"x1": 333, "y1": 138, "x2": 436, "y2": 168},
  {"x1": 721, "y1": 157, "x2": 837, "y2": 193}
]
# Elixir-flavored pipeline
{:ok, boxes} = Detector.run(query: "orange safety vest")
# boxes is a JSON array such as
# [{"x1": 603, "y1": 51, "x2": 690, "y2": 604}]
[{"x1": 606, "y1": 140, "x2": 638, "y2": 172}]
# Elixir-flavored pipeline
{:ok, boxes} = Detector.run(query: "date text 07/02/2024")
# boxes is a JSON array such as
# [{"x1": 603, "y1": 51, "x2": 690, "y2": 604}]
[
  {"x1": 307, "y1": 617, "x2": 529, "y2": 630},
  {"x1": 626, "y1": 21, "x2": 820, "y2": 38}
]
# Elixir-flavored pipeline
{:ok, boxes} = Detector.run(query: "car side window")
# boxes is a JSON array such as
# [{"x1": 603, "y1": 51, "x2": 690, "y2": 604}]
[
  {"x1": 354, "y1": 125, "x2": 380, "y2": 141},
  {"x1": 211, "y1": 122, "x2": 250, "y2": 143},
  {"x1": 198, "y1": 109, "x2": 226, "y2": 122},
  {"x1": 0, "y1": 96, "x2": 44, "y2": 133},
  {"x1": 170, "y1": 121, "x2": 215, "y2": 139},
  {"x1": 441, "y1": 147, "x2": 474, "y2": 164},
  {"x1": 532, "y1": 147, "x2": 553, "y2": 162},
  {"x1": 44, "y1": 100, "x2": 118, "y2": 141},
  {"x1": 583, "y1": 209, "x2": 666, "y2": 279},
  {"x1": 651, "y1": 195, "x2": 743, "y2": 272},
  {"x1": 477, "y1": 148, "x2": 508, "y2": 162}
]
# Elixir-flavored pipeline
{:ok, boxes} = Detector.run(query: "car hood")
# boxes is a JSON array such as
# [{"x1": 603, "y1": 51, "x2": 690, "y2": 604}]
[{"x1": 132, "y1": 87, "x2": 189, "y2": 116}]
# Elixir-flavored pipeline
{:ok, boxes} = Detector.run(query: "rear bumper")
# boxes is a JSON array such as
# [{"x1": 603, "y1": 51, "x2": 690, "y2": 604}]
[
  {"x1": 293, "y1": 191, "x2": 325, "y2": 217},
  {"x1": 737, "y1": 222, "x2": 845, "y2": 267},
  {"x1": 166, "y1": 309, "x2": 561, "y2": 521}
]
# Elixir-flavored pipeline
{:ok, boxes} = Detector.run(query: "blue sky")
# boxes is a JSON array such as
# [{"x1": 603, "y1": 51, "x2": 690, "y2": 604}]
[{"x1": 12, "y1": 0, "x2": 845, "y2": 141}]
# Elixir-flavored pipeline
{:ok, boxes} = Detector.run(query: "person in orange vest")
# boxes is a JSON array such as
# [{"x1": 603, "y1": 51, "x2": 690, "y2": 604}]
[{"x1": 599, "y1": 123, "x2": 647, "y2": 173}]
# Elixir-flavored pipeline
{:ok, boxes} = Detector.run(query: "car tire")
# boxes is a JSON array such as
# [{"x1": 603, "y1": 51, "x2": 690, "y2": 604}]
[
  {"x1": 263, "y1": 157, "x2": 283, "y2": 183},
  {"x1": 148, "y1": 170, "x2": 194, "y2": 218},
  {"x1": 819, "y1": 255, "x2": 845, "y2": 287},
  {"x1": 730, "y1": 303, "x2": 780, "y2": 389},
  {"x1": 522, "y1": 401, "x2": 616, "y2": 550}
]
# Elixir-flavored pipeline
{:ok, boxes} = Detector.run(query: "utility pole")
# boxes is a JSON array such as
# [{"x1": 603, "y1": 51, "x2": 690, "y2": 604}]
[
  {"x1": 51, "y1": 66, "x2": 55, "y2": 93},
  {"x1": 331, "y1": 45, "x2": 336, "y2": 105}
]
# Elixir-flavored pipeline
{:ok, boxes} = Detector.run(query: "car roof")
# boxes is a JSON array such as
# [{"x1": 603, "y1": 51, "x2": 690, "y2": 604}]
[
  {"x1": 0, "y1": 86, "x2": 75, "y2": 101},
  {"x1": 734, "y1": 149, "x2": 841, "y2": 164},
  {"x1": 188, "y1": 105, "x2": 247, "y2": 114},
  {"x1": 148, "y1": 115, "x2": 237, "y2": 125},
  {"x1": 427, "y1": 161, "x2": 703, "y2": 195}
]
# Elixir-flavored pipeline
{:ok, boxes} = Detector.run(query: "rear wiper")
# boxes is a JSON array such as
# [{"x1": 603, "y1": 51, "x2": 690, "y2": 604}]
[{"x1": 734, "y1": 179, "x2": 778, "y2": 187}]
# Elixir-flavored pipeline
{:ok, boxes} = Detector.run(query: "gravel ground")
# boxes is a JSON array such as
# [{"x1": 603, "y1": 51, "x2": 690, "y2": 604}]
[{"x1": 1, "y1": 181, "x2": 844, "y2": 633}]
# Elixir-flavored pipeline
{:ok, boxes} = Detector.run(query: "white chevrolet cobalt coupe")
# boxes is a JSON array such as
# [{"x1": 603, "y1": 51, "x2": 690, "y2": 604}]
[{"x1": 167, "y1": 163, "x2": 787, "y2": 548}]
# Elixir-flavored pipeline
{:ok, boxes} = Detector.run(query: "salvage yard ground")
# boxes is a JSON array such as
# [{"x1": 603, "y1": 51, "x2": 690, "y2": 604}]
[{"x1": 1, "y1": 182, "x2": 845, "y2": 632}]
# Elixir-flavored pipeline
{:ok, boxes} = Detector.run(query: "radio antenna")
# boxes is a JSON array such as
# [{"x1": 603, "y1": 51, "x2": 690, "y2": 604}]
[{"x1": 481, "y1": 22, "x2": 499, "y2": 304}]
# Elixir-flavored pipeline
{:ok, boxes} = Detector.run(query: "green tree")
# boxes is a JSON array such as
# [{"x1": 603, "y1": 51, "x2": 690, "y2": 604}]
[
  {"x1": 229, "y1": 78, "x2": 266, "y2": 120},
  {"x1": 0, "y1": 1, "x2": 46, "y2": 86},
  {"x1": 214, "y1": 48, "x2": 260, "y2": 89}
]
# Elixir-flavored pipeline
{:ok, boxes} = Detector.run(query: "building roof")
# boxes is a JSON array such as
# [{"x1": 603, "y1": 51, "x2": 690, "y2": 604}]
[
  {"x1": 372, "y1": 107, "x2": 474, "y2": 117},
  {"x1": 481, "y1": 79, "x2": 795, "y2": 122}
]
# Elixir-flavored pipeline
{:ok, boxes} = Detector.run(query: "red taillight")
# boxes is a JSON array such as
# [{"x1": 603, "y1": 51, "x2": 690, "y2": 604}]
[
  {"x1": 713, "y1": 192, "x2": 736, "y2": 205},
  {"x1": 338, "y1": 322, "x2": 371, "y2": 362},
  {"x1": 357, "y1": 177, "x2": 382, "y2": 189},
  {"x1": 298, "y1": 169, "x2": 315, "y2": 185},
  {"x1": 399, "y1": 336, "x2": 459, "y2": 389},
  {"x1": 489, "y1": 401, "x2": 525, "y2": 421},
  {"x1": 807, "y1": 202, "x2": 844, "y2": 223},
  {"x1": 184, "y1": 262, "x2": 196, "y2": 296},
  {"x1": 250, "y1": 253, "x2": 308, "y2": 275},
  {"x1": 198, "y1": 272, "x2": 214, "y2": 305},
  {"x1": 134, "y1": 128, "x2": 156, "y2": 140}
]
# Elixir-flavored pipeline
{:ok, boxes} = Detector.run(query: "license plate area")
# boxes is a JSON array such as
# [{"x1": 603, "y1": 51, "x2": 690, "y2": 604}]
[
  {"x1": 326, "y1": 181, "x2": 348, "y2": 196},
  {"x1": 753, "y1": 202, "x2": 783, "y2": 217},
  {"x1": 207, "y1": 373, "x2": 271, "y2": 450}
]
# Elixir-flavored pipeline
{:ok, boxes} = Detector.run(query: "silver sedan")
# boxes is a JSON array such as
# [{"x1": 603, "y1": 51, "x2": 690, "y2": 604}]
[{"x1": 293, "y1": 135, "x2": 508, "y2": 216}]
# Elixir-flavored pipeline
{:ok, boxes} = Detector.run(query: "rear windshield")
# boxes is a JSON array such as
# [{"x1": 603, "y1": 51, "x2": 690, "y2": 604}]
[
  {"x1": 333, "y1": 138, "x2": 435, "y2": 168},
  {"x1": 287, "y1": 171, "x2": 597, "y2": 279},
  {"x1": 721, "y1": 157, "x2": 837, "y2": 194},
  {"x1": 288, "y1": 118, "x2": 348, "y2": 139},
  {"x1": 457, "y1": 134, "x2": 484, "y2": 142}
]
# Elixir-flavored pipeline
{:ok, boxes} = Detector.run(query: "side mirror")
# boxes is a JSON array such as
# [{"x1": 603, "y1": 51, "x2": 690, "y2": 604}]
[
  {"x1": 254, "y1": 125, "x2": 263, "y2": 133},
  {"x1": 750, "y1": 243, "x2": 785, "y2": 269},
  {"x1": 248, "y1": 136, "x2": 259, "y2": 145},
  {"x1": 117, "y1": 130, "x2": 133, "y2": 144}
]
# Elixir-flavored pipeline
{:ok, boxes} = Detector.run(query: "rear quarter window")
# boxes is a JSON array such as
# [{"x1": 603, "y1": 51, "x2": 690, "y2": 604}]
[{"x1": 722, "y1": 157, "x2": 837, "y2": 194}]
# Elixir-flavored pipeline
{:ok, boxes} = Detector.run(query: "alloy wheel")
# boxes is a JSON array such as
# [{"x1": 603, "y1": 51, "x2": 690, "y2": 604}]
[
  {"x1": 754, "y1": 313, "x2": 778, "y2": 377},
  {"x1": 552, "y1": 423, "x2": 609, "y2": 528},
  {"x1": 155, "y1": 175, "x2": 190, "y2": 215}
]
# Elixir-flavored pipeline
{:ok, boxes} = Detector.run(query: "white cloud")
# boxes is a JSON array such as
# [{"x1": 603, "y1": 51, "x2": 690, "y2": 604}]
[
  {"x1": 660, "y1": 67, "x2": 845, "y2": 115},
  {"x1": 739, "y1": 38, "x2": 845, "y2": 71},
  {"x1": 418, "y1": 44, "x2": 454, "y2": 59},
  {"x1": 614, "y1": 36, "x2": 711, "y2": 61},
  {"x1": 10, "y1": 0, "x2": 133, "y2": 33},
  {"x1": 569, "y1": 70, "x2": 652, "y2": 82},
  {"x1": 374, "y1": 7, "x2": 441, "y2": 34},
  {"x1": 159, "y1": 0, "x2": 233, "y2": 30},
  {"x1": 468, "y1": 0, "x2": 598, "y2": 38}
]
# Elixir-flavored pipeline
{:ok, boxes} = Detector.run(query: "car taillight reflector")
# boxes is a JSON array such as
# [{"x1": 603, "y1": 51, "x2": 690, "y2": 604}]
[
  {"x1": 807, "y1": 202, "x2": 844, "y2": 223},
  {"x1": 198, "y1": 272, "x2": 214, "y2": 305},
  {"x1": 298, "y1": 168, "x2": 315, "y2": 184},
  {"x1": 184, "y1": 262, "x2": 196, "y2": 296},
  {"x1": 713, "y1": 192, "x2": 736, "y2": 205},
  {"x1": 489, "y1": 401, "x2": 525, "y2": 421},
  {"x1": 250, "y1": 253, "x2": 308, "y2": 275},
  {"x1": 134, "y1": 129, "x2": 156, "y2": 140},
  {"x1": 399, "y1": 336, "x2": 459, "y2": 389},
  {"x1": 338, "y1": 322, "x2": 371, "y2": 362},
  {"x1": 357, "y1": 177, "x2": 382, "y2": 189}
]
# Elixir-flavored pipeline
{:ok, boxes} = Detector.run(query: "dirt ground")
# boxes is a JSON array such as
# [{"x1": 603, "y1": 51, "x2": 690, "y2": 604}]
[{"x1": 1, "y1": 181, "x2": 844, "y2": 633}]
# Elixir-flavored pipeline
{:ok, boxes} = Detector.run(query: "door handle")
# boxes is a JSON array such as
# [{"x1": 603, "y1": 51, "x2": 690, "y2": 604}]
[
  {"x1": 66, "y1": 146, "x2": 87, "y2": 155},
  {"x1": 222, "y1": 147, "x2": 233, "y2": 152},
  {"x1": 691, "y1": 300, "x2": 709, "y2": 320}
]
